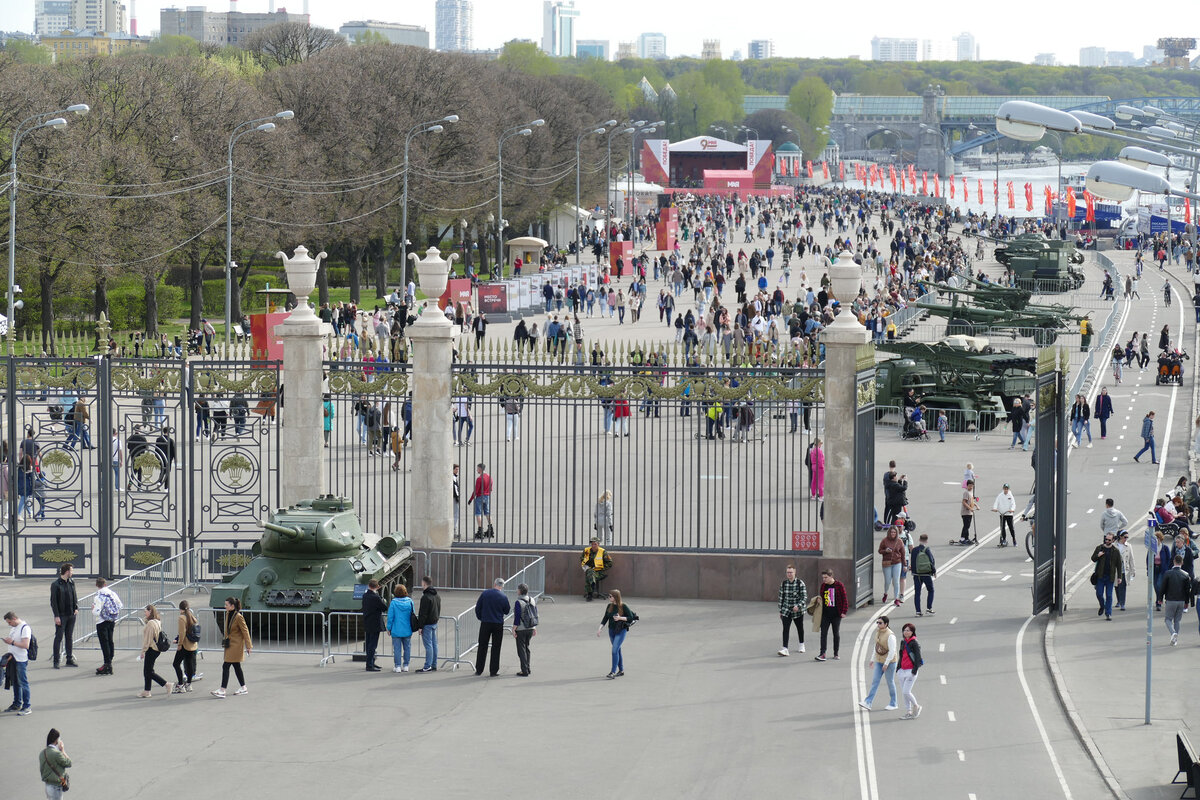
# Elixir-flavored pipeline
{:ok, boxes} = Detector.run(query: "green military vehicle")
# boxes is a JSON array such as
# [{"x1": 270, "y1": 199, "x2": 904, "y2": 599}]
[
  {"x1": 211, "y1": 495, "x2": 414, "y2": 635},
  {"x1": 993, "y1": 233, "x2": 1086, "y2": 292}
]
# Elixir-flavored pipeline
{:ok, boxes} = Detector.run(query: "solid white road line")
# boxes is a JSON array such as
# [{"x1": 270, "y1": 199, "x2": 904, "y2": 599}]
[{"x1": 1016, "y1": 615, "x2": 1075, "y2": 800}]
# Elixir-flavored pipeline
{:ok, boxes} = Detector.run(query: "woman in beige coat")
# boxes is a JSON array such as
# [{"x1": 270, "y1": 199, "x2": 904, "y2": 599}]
[
  {"x1": 211, "y1": 597, "x2": 252, "y2": 699},
  {"x1": 138, "y1": 605, "x2": 171, "y2": 698},
  {"x1": 172, "y1": 600, "x2": 199, "y2": 693}
]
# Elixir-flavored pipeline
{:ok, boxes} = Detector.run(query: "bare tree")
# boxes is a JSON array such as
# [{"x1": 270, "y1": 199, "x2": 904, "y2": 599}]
[{"x1": 246, "y1": 22, "x2": 345, "y2": 69}]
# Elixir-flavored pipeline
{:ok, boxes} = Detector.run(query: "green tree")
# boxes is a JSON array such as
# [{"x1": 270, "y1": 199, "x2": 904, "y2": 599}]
[
  {"x1": 498, "y1": 41, "x2": 559, "y2": 77},
  {"x1": 3, "y1": 40, "x2": 52, "y2": 65}
]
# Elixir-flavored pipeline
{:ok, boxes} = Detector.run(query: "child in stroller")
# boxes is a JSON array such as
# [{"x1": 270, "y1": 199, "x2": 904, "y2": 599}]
[
  {"x1": 902, "y1": 405, "x2": 930, "y2": 440},
  {"x1": 1156, "y1": 348, "x2": 1189, "y2": 386}
]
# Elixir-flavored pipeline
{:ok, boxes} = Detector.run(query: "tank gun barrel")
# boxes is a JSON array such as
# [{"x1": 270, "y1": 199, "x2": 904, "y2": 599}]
[{"x1": 263, "y1": 522, "x2": 303, "y2": 540}]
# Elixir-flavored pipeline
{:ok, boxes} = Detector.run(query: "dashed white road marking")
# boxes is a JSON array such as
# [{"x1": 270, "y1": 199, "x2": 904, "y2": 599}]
[
  {"x1": 940, "y1": 674, "x2": 947, "y2": 685},
  {"x1": 1068, "y1": 522, "x2": 1077, "y2": 528},
  {"x1": 948, "y1": 710, "x2": 957, "y2": 722},
  {"x1": 939, "y1": 643, "x2": 946, "y2": 652},
  {"x1": 949, "y1": 617, "x2": 958, "y2": 625},
  {"x1": 973, "y1": 594, "x2": 986, "y2": 602},
  {"x1": 1002, "y1": 575, "x2": 1012, "y2": 582},
  {"x1": 957, "y1": 750, "x2": 966, "y2": 762},
  {"x1": 1087, "y1": 508, "x2": 1095, "y2": 514}
]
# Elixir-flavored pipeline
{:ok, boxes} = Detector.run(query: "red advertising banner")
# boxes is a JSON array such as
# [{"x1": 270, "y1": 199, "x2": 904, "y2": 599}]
[
  {"x1": 439, "y1": 277, "x2": 472, "y2": 310},
  {"x1": 250, "y1": 312, "x2": 289, "y2": 361},
  {"x1": 1024, "y1": 183, "x2": 1034, "y2": 212},
  {"x1": 791, "y1": 531, "x2": 821, "y2": 551},
  {"x1": 476, "y1": 284, "x2": 509, "y2": 315}
]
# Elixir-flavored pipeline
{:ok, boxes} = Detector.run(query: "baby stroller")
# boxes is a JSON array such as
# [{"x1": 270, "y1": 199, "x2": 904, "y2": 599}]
[
  {"x1": 875, "y1": 509, "x2": 918, "y2": 533},
  {"x1": 1156, "y1": 349, "x2": 1189, "y2": 385},
  {"x1": 901, "y1": 415, "x2": 930, "y2": 441}
]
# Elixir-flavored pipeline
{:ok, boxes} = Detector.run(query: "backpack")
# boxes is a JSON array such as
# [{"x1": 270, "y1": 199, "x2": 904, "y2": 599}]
[
  {"x1": 185, "y1": 619, "x2": 201, "y2": 643},
  {"x1": 100, "y1": 591, "x2": 121, "y2": 622},
  {"x1": 914, "y1": 547, "x2": 933, "y2": 575},
  {"x1": 24, "y1": 625, "x2": 38, "y2": 661},
  {"x1": 156, "y1": 629, "x2": 171, "y2": 652},
  {"x1": 517, "y1": 598, "x2": 539, "y2": 630}
]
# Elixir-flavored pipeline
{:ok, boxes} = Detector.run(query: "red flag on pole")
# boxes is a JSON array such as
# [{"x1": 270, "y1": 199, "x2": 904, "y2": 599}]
[
  {"x1": 889, "y1": 165, "x2": 897, "y2": 191},
  {"x1": 821, "y1": 161, "x2": 830, "y2": 179},
  {"x1": 1044, "y1": 185, "x2": 1052, "y2": 216},
  {"x1": 839, "y1": 161, "x2": 845, "y2": 181},
  {"x1": 1024, "y1": 183, "x2": 1033, "y2": 212},
  {"x1": 908, "y1": 164, "x2": 916, "y2": 185},
  {"x1": 1066, "y1": 187, "x2": 1077, "y2": 219},
  {"x1": 933, "y1": 174, "x2": 940, "y2": 198},
  {"x1": 1006, "y1": 181, "x2": 1015, "y2": 209},
  {"x1": 949, "y1": 177, "x2": 956, "y2": 199},
  {"x1": 806, "y1": 161, "x2": 814, "y2": 178},
  {"x1": 920, "y1": 172, "x2": 927, "y2": 195},
  {"x1": 977, "y1": 179, "x2": 983, "y2": 204},
  {"x1": 1186, "y1": 197, "x2": 1192, "y2": 224},
  {"x1": 993, "y1": 181, "x2": 999, "y2": 205},
  {"x1": 1084, "y1": 190, "x2": 1095, "y2": 222},
  {"x1": 963, "y1": 177, "x2": 968, "y2": 201}
]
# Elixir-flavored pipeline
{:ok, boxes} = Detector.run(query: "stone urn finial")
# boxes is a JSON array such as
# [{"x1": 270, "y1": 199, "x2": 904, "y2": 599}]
[
  {"x1": 827, "y1": 249, "x2": 866, "y2": 334},
  {"x1": 408, "y1": 246, "x2": 459, "y2": 327},
  {"x1": 276, "y1": 245, "x2": 327, "y2": 321}
]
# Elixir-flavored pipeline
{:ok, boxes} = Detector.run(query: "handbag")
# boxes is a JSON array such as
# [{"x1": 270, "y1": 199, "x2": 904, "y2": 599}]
[{"x1": 41, "y1": 749, "x2": 69, "y2": 792}]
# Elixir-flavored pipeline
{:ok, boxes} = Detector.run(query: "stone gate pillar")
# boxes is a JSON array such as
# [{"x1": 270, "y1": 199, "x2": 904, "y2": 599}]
[
  {"x1": 405, "y1": 248, "x2": 457, "y2": 551},
  {"x1": 821, "y1": 253, "x2": 871, "y2": 598},
  {"x1": 275, "y1": 246, "x2": 331, "y2": 506}
]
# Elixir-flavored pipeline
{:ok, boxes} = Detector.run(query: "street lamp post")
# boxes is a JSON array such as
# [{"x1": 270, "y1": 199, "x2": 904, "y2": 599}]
[
  {"x1": 576, "y1": 120, "x2": 615, "y2": 265},
  {"x1": 227, "y1": 110, "x2": 293, "y2": 350},
  {"x1": 497, "y1": 118, "x2": 544, "y2": 271},
  {"x1": 7, "y1": 103, "x2": 88, "y2": 346},
  {"x1": 605, "y1": 124, "x2": 637, "y2": 253},
  {"x1": 628, "y1": 122, "x2": 662, "y2": 237},
  {"x1": 401, "y1": 114, "x2": 458, "y2": 279}
]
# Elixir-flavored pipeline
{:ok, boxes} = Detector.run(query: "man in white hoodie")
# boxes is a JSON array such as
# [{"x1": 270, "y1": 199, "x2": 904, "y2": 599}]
[{"x1": 992, "y1": 483, "x2": 1019, "y2": 547}]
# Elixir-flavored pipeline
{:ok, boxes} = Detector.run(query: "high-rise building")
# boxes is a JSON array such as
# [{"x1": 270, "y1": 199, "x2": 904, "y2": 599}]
[
  {"x1": 616, "y1": 41, "x2": 635, "y2": 60},
  {"x1": 747, "y1": 39, "x2": 773, "y2": 59},
  {"x1": 159, "y1": 6, "x2": 308, "y2": 46},
  {"x1": 953, "y1": 32, "x2": 977, "y2": 61},
  {"x1": 1106, "y1": 50, "x2": 1135, "y2": 67},
  {"x1": 339, "y1": 21, "x2": 430, "y2": 48},
  {"x1": 435, "y1": 0, "x2": 472, "y2": 52},
  {"x1": 1079, "y1": 46, "x2": 1106, "y2": 67},
  {"x1": 575, "y1": 39, "x2": 608, "y2": 60},
  {"x1": 70, "y1": 0, "x2": 127, "y2": 34},
  {"x1": 1033, "y1": 52, "x2": 1056, "y2": 66},
  {"x1": 871, "y1": 37, "x2": 919, "y2": 62},
  {"x1": 637, "y1": 32, "x2": 666, "y2": 59},
  {"x1": 540, "y1": 1, "x2": 579, "y2": 57},
  {"x1": 35, "y1": 1, "x2": 73, "y2": 36},
  {"x1": 1142, "y1": 44, "x2": 1164, "y2": 63},
  {"x1": 701, "y1": 39, "x2": 721, "y2": 60}
]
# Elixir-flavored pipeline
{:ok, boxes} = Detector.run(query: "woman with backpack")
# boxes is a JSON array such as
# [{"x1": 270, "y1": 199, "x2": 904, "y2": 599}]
[
  {"x1": 137, "y1": 605, "x2": 170, "y2": 698},
  {"x1": 597, "y1": 589, "x2": 638, "y2": 679},
  {"x1": 897, "y1": 622, "x2": 924, "y2": 719},
  {"x1": 211, "y1": 597, "x2": 251, "y2": 698},
  {"x1": 172, "y1": 600, "x2": 199, "y2": 693},
  {"x1": 512, "y1": 583, "x2": 537, "y2": 677}
]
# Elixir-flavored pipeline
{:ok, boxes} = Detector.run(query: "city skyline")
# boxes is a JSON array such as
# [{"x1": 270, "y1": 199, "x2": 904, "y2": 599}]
[{"x1": 1, "y1": 0, "x2": 1194, "y2": 65}]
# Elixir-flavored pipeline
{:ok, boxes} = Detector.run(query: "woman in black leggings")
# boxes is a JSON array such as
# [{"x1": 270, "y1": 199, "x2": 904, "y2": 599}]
[
  {"x1": 211, "y1": 597, "x2": 252, "y2": 699},
  {"x1": 137, "y1": 606, "x2": 169, "y2": 697},
  {"x1": 172, "y1": 600, "x2": 199, "y2": 692}
]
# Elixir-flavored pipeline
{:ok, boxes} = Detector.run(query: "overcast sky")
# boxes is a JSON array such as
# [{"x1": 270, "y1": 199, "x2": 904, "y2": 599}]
[{"x1": 0, "y1": 0, "x2": 1185, "y2": 66}]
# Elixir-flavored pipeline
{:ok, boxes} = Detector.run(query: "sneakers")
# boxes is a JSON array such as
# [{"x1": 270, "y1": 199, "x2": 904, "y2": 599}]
[
  {"x1": 393, "y1": 666, "x2": 403, "y2": 673},
  {"x1": 3, "y1": 703, "x2": 20, "y2": 712},
  {"x1": 893, "y1": 599, "x2": 901, "y2": 607},
  {"x1": 184, "y1": 683, "x2": 193, "y2": 693},
  {"x1": 858, "y1": 700, "x2": 871, "y2": 710},
  {"x1": 925, "y1": 609, "x2": 935, "y2": 615},
  {"x1": 1172, "y1": 633, "x2": 1179, "y2": 646},
  {"x1": 797, "y1": 643, "x2": 806, "y2": 653},
  {"x1": 881, "y1": 594, "x2": 888, "y2": 604},
  {"x1": 211, "y1": 689, "x2": 226, "y2": 698},
  {"x1": 606, "y1": 672, "x2": 616, "y2": 679},
  {"x1": 233, "y1": 686, "x2": 248, "y2": 695},
  {"x1": 401, "y1": 666, "x2": 410, "y2": 673},
  {"x1": 915, "y1": 611, "x2": 923, "y2": 617},
  {"x1": 814, "y1": 654, "x2": 827, "y2": 662},
  {"x1": 416, "y1": 666, "x2": 434, "y2": 673},
  {"x1": 913, "y1": 704, "x2": 922, "y2": 718},
  {"x1": 65, "y1": 658, "x2": 78, "y2": 667},
  {"x1": 166, "y1": 682, "x2": 176, "y2": 696},
  {"x1": 884, "y1": 704, "x2": 899, "y2": 711},
  {"x1": 137, "y1": 690, "x2": 152, "y2": 698},
  {"x1": 615, "y1": 671, "x2": 624, "y2": 677},
  {"x1": 777, "y1": 648, "x2": 789, "y2": 656},
  {"x1": 900, "y1": 712, "x2": 915, "y2": 720},
  {"x1": 833, "y1": 655, "x2": 841, "y2": 660},
  {"x1": 17, "y1": 707, "x2": 31, "y2": 716}
]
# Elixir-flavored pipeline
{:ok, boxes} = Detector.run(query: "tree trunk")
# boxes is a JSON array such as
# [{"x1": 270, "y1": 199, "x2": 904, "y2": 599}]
[
  {"x1": 348, "y1": 244, "x2": 363, "y2": 305},
  {"x1": 317, "y1": 260, "x2": 329, "y2": 307},
  {"x1": 189, "y1": 252, "x2": 204, "y2": 329},
  {"x1": 93, "y1": 275, "x2": 109, "y2": 323},
  {"x1": 40, "y1": 268, "x2": 56, "y2": 356},
  {"x1": 477, "y1": 231, "x2": 490, "y2": 276},
  {"x1": 374, "y1": 238, "x2": 388, "y2": 300},
  {"x1": 143, "y1": 273, "x2": 159, "y2": 337}
]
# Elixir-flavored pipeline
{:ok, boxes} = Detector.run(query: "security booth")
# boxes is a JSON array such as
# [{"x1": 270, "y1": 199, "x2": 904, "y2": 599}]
[{"x1": 504, "y1": 236, "x2": 549, "y2": 271}]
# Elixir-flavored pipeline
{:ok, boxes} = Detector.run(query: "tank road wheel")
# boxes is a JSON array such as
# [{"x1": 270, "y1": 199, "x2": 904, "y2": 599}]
[{"x1": 1033, "y1": 328, "x2": 1057, "y2": 347}]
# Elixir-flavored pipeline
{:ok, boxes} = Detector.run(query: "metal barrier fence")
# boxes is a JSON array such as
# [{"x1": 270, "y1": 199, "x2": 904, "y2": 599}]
[
  {"x1": 326, "y1": 612, "x2": 467, "y2": 670},
  {"x1": 874, "y1": 404, "x2": 1014, "y2": 439},
  {"x1": 72, "y1": 608, "x2": 327, "y2": 660}
]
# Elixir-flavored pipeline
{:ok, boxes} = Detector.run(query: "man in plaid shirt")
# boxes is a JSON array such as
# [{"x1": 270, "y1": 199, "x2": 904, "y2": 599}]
[{"x1": 777, "y1": 565, "x2": 808, "y2": 656}]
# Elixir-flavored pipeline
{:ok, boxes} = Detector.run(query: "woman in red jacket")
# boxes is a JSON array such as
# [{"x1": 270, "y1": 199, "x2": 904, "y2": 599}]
[{"x1": 612, "y1": 394, "x2": 631, "y2": 437}]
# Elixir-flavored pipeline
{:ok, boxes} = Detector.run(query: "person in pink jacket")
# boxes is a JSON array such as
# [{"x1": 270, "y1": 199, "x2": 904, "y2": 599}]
[{"x1": 809, "y1": 438, "x2": 825, "y2": 499}]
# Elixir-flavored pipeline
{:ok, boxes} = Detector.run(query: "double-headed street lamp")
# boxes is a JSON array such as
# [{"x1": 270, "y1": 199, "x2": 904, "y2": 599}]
[
  {"x1": 497, "y1": 118, "x2": 544, "y2": 269},
  {"x1": 605, "y1": 122, "x2": 639, "y2": 249},
  {"x1": 7, "y1": 103, "x2": 89, "y2": 342},
  {"x1": 402, "y1": 114, "x2": 459, "y2": 275},
  {"x1": 227, "y1": 110, "x2": 293, "y2": 349},
  {"x1": 576, "y1": 120, "x2": 616, "y2": 265}
]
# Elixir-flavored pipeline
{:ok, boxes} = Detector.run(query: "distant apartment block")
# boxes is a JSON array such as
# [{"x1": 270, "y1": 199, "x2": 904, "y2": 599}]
[
  {"x1": 871, "y1": 36, "x2": 918, "y2": 62},
  {"x1": 35, "y1": 1, "x2": 73, "y2": 36},
  {"x1": 747, "y1": 39, "x2": 773, "y2": 59},
  {"x1": 435, "y1": 0, "x2": 472, "y2": 52},
  {"x1": 953, "y1": 32, "x2": 977, "y2": 61},
  {"x1": 575, "y1": 39, "x2": 608, "y2": 60},
  {"x1": 1079, "y1": 46, "x2": 1106, "y2": 67},
  {"x1": 339, "y1": 20, "x2": 429, "y2": 47},
  {"x1": 159, "y1": 7, "x2": 309, "y2": 46},
  {"x1": 541, "y1": 1, "x2": 579, "y2": 57},
  {"x1": 637, "y1": 32, "x2": 666, "y2": 59}
]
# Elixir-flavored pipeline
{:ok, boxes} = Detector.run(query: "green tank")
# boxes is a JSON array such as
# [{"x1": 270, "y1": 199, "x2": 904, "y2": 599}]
[
  {"x1": 210, "y1": 495, "x2": 413, "y2": 632},
  {"x1": 993, "y1": 234, "x2": 1085, "y2": 292}
]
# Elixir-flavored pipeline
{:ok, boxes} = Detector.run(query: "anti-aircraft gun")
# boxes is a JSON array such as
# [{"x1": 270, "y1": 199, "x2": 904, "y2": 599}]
[
  {"x1": 914, "y1": 283, "x2": 1089, "y2": 346},
  {"x1": 993, "y1": 233, "x2": 1086, "y2": 292}
]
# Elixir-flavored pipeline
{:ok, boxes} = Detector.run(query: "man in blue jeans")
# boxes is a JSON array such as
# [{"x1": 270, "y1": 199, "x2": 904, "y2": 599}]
[
  {"x1": 1133, "y1": 410, "x2": 1157, "y2": 464},
  {"x1": 414, "y1": 577, "x2": 441, "y2": 673},
  {"x1": 2, "y1": 611, "x2": 32, "y2": 715},
  {"x1": 1090, "y1": 534, "x2": 1125, "y2": 620}
]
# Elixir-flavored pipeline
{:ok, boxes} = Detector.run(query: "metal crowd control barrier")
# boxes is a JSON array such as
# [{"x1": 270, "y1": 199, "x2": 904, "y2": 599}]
[
  {"x1": 874, "y1": 404, "x2": 1008, "y2": 439},
  {"x1": 324, "y1": 612, "x2": 469, "y2": 670}
]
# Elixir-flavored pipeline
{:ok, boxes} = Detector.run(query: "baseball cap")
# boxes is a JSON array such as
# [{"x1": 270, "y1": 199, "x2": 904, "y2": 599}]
[{"x1": 1003, "y1": 483, "x2": 1010, "y2": 488}]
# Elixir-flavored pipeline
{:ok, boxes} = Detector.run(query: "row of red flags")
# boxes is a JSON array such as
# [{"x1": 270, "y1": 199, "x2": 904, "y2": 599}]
[{"x1": 779, "y1": 160, "x2": 1196, "y2": 222}]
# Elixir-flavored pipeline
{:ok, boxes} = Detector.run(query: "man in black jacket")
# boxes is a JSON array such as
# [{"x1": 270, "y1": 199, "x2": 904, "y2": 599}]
[
  {"x1": 415, "y1": 576, "x2": 442, "y2": 673},
  {"x1": 360, "y1": 580, "x2": 387, "y2": 672},
  {"x1": 50, "y1": 563, "x2": 79, "y2": 668},
  {"x1": 1161, "y1": 554, "x2": 1192, "y2": 646},
  {"x1": 883, "y1": 467, "x2": 908, "y2": 524}
]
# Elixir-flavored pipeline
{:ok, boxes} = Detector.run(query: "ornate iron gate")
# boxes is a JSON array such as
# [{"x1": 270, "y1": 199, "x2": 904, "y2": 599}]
[
  {"x1": 853, "y1": 345, "x2": 877, "y2": 608},
  {"x1": 1032, "y1": 348, "x2": 1066, "y2": 615}
]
